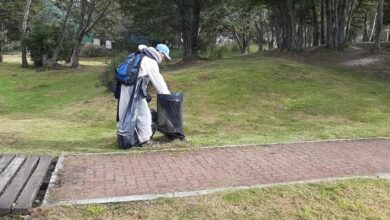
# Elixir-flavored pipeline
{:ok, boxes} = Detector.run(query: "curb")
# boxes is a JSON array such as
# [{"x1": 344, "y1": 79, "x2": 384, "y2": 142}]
[
  {"x1": 42, "y1": 153, "x2": 65, "y2": 206},
  {"x1": 43, "y1": 173, "x2": 390, "y2": 206},
  {"x1": 63, "y1": 137, "x2": 390, "y2": 156}
]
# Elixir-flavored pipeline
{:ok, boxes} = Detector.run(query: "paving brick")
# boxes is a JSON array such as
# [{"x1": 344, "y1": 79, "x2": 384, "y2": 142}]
[{"x1": 49, "y1": 139, "x2": 390, "y2": 201}]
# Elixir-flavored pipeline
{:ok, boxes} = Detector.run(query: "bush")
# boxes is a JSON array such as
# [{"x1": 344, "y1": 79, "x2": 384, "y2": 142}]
[
  {"x1": 25, "y1": 22, "x2": 75, "y2": 67},
  {"x1": 0, "y1": 54, "x2": 3, "y2": 63},
  {"x1": 100, "y1": 52, "x2": 128, "y2": 89},
  {"x1": 80, "y1": 44, "x2": 109, "y2": 58},
  {"x1": 169, "y1": 49, "x2": 183, "y2": 59},
  {"x1": 200, "y1": 45, "x2": 236, "y2": 59},
  {"x1": 24, "y1": 24, "x2": 58, "y2": 67}
]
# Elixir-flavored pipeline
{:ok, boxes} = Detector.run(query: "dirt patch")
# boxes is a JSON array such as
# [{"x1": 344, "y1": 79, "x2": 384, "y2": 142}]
[
  {"x1": 0, "y1": 132, "x2": 20, "y2": 145},
  {"x1": 343, "y1": 57, "x2": 384, "y2": 66},
  {"x1": 263, "y1": 45, "x2": 390, "y2": 77},
  {"x1": 197, "y1": 74, "x2": 216, "y2": 82}
]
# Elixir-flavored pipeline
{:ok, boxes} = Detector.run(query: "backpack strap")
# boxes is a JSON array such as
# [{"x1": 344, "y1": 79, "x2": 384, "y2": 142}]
[{"x1": 134, "y1": 53, "x2": 145, "y2": 80}]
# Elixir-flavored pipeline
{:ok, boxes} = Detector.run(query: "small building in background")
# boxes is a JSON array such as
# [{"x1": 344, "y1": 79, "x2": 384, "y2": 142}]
[
  {"x1": 92, "y1": 38, "x2": 101, "y2": 46},
  {"x1": 105, "y1": 40, "x2": 112, "y2": 49},
  {"x1": 82, "y1": 34, "x2": 113, "y2": 49}
]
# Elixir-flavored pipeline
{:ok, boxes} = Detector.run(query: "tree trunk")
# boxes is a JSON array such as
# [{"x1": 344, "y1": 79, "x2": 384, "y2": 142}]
[
  {"x1": 321, "y1": 0, "x2": 325, "y2": 45},
  {"x1": 337, "y1": 0, "x2": 347, "y2": 50},
  {"x1": 49, "y1": 0, "x2": 74, "y2": 67},
  {"x1": 363, "y1": 12, "x2": 369, "y2": 42},
  {"x1": 234, "y1": 32, "x2": 248, "y2": 54},
  {"x1": 304, "y1": 26, "x2": 308, "y2": 46},
  {"x1": 70, "y1": 36, "x2": 82, "y2": 68},
  {"x1": 287, "y1": 0, "x2": 296, "y2": 51},
  {"x1": 374, "y1": 0, "x2": 384, "y2": 50},
  {"x1": 245, "y1": 34, "x2": 250, "y2": 53},
  {"x1": 369, "y1": 12, "x2": 377, "y2": 42},
  {"x1": 21, "y1": 0, "x2": 32, "y2": 68},
  {"x1": 270, "y1": 27, "x2": 275, "y2": 50},
  {"x1": 387, "y1": 26, "x2": 390, "y2": 42},
  {"x1": 344, "y1": 0, "x2": 355, "y2": 44},
  {"x1": 325, "y1": 0, "x2": 333, "y2": 48},
  {"x1": 333, "y1": 0, "x2": 339, "y2": 49},
  {"x1": 180, "y1": 0, "x2": 201, "y2": 62},
  {"x1": 297, "y1": 24, "x2": 304, "y2": 50},
  {"x1": 263, "y1": 15, "x2": 271, "y2": 50},
  {"x1": 311, "y1": 0, "x2": 320, "y2": 46},
  {"x1": 255, "y1": 21, "x2": 264, "y2": 52},
  {"x1": 0, "y1": 24, "x2": 3, "y2": 62}
]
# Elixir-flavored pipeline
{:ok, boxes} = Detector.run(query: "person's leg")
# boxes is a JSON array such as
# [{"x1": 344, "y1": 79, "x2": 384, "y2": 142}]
[{"x1": 136, "y1": 98, "x2": 152, "y2": 143}]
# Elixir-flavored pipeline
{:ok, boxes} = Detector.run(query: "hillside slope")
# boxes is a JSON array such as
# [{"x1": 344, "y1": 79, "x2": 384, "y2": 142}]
[{"x1": 0, "y1": 55, "x2": 389, "y2": 154}]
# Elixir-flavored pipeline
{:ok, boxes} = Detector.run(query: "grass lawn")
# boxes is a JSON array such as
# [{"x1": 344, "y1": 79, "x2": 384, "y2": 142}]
[
  {"x1": 1, "y1": 53, "x2": 390, "y2": 219},
  {"x1": 25, "y1": 179, "x2": 390, "y2": 219},
  {"x1": 1, "y1": 53, "x2": 390, "y2": 154}
]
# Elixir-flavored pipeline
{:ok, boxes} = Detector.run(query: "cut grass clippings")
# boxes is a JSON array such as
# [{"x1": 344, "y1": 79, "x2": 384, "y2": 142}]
[
  {"x1": 1, "y1": 54, "x2": 390, "y2": 154},
  {"x1": 26, "y1": 179, "x2": 390, "y2": 219}
]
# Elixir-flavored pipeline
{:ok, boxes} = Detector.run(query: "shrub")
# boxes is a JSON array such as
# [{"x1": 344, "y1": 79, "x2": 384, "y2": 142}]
[
  {"x1": 200, "y1": 45, "x2": 233, "y2": 59},
  {"x1": 230, "y1": 44, "x2": 240, "y2": 53},
  {"x1": 24, "y1": 24, "x2": 58, "y2": 67},
  {"x1": 100, "y1": 51, "x2": 128, "y2": 89},
  {"x1": 80, "y1": 44, "x2": 108, "y2": 58},
  {"x1": 24, "y1": 22, "x2": 75, "y2": 67}
]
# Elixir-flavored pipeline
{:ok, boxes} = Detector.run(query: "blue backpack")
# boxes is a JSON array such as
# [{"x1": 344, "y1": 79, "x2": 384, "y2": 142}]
[{"x1": 116, "y1": 52, "x2": 144, "y2": 85}]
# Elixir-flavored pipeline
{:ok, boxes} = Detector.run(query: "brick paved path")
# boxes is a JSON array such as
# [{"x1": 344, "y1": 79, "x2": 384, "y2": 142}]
[{"x1": 46, "y1": 139, "x2": 390, "y2": 203}]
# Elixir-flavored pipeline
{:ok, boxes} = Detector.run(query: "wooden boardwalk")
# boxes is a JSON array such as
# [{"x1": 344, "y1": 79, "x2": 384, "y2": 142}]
[{"x1": 0, "y1": 155, "x2": 54, "y2": 216}]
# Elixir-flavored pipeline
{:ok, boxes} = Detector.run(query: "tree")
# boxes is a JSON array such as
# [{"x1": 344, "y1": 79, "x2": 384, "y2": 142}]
[
  {"x1": 311, "y1": 0, "x2": 320, "y2": 46},
  {"x1": 217, "y1": 0, "x2": 254, "y2": 54},
  {"x1": 118, "y1": 0, "x2": 180, "y2": 46},
  {"x1": 323, "y1": 0, "x2": 355, "y2": 50},
  {"x1": 320, "y1": 0, "x2": 326, "y2": 44},
  {"x1": 374, "y1": 0, "x2": 384, "y2": 49},
  {"x1": 0, "y1": 0, "x2": 24, "y2": 46},
  {"x1": 70, "y1": 0, "x2": 115, "y2": 68},
  {"x1": 344, "y1": 0, "x2": 356, "y2": 43},
  {"x1": 48, "y1": 0, "x2": 74, "y2": 67},
  {"x1": 25, "y1": 23, "x2": 60, "y2": 67},
  {"x1": 179, "y1": 0, "x2": 204, "y2": 60},
  {"x1": 119, "y1": 0, "x2": 219, "y2": 62},
  {"x1": 21, "y1": 0, "x2": 32, "y2": 67},
  {"x1": 254, "y1": 8, "x2": 267, "y2": 52}
]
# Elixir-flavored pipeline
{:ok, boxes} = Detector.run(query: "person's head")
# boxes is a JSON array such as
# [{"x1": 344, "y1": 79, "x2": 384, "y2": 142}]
[{"x1": 156, "y1": 44, "x2": 172, "y2": 62}]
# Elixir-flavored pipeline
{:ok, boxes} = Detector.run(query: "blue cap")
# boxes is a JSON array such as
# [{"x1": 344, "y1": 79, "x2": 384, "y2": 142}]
[{"x1": 156, "y1": 44, "x2": 172, "y2": 61}]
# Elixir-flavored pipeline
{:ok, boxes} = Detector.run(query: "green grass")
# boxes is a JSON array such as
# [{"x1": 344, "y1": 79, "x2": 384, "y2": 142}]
[
  {"x1": 167, "y1": 56, "x2": 390, "y2": 146},
  {"x1": 27, "y1": 179, "x2": 390, "y2": 219},
  {"x1": 1, "y1": 54, "x2": 390, "y2": 154}
]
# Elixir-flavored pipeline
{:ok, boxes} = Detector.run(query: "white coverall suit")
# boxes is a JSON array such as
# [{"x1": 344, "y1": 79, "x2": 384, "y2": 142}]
[{"x1": 118, "y1": 56, "x2": 170, "y2": 143}]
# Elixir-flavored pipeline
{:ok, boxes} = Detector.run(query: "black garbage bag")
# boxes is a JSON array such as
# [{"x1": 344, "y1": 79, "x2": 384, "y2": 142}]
[{"x1": 157, "y1": 93, "x2": 185, "y2": 140}]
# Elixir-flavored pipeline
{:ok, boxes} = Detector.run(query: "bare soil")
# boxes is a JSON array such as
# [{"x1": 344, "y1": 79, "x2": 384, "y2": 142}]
[{"x1": 261, "y1": 44, "x2": 390, "y2": 78}]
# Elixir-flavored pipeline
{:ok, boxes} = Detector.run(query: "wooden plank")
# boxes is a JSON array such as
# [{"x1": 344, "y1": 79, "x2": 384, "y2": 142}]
[
  {"x1": 13, "y1": 156, "x2": 53, "y2": 215},
  {"x1": 0, "y1": 156, "x2": 39, "y2": 216},
  {"x1": 0, "y1": 155, "x2": 15, "y2": 173},
  {"x1": 0, "y1": 156, "x2": 26, "y2": 194}
]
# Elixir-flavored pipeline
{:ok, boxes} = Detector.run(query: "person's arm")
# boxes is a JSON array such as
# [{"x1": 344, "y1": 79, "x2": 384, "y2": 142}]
[{"x1": 148, "y1": 60, "x2": 170, "y2": 94}]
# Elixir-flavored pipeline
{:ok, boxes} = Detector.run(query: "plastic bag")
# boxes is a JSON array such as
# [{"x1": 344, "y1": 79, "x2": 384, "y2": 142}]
[{"x1": 157, "y1": 93, "x2": 185, "y2": 140}]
